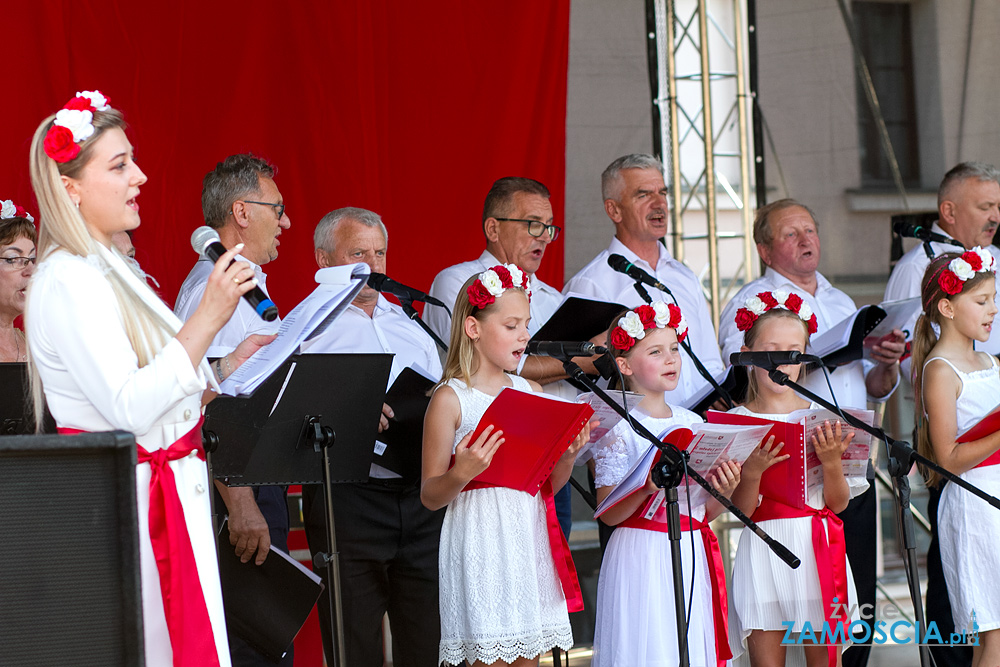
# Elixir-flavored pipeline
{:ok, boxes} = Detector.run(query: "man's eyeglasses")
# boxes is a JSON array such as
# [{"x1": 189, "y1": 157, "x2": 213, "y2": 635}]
[
  {"x1": 1, "y1": 256, "x2": 36, "y2": 271},
  {"x1": 239, "y1": 200, "x2": 286, "y2": 219},
  {"x1": 495, "y1": 218, "x2": 561, "y2": 241}
]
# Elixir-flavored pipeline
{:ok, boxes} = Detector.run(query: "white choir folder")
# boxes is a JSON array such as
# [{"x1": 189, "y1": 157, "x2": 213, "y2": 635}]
[
  {"x1": 807, "y1": 297, "x2": 920, "y2": 368},
  {"x1": 217, "y1": 263, "x2": 371, "y2": 396},
  {"x1": 593, "y1": 421, "x2": 772, "y2": 518}
]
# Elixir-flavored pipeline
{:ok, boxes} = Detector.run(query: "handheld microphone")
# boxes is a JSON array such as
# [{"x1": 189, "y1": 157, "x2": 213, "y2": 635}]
[
  {"x1": 190, "y1": 226, "x2": 279, "y2": 321},
  {"x1": 607, "y1": 254, "x2": 672, "y2": 294},
  {"x1": 526, "y1": 341, "x2": 608, "y2": 358},
  {"x1": 729, "y1": 351, "x2": 820, "y2": 369},
  {"x1": 367, "y1": 272, "x2": 447, "y2": 308},
  {"x1": 892, "y1": 221, "x2": 964, "y2": 248}
]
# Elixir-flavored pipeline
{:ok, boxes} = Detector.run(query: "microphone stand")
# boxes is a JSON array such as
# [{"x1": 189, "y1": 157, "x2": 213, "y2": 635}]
[
  {"x1": 766, "y1": 368, "x2": 1000, "y2": 667},
  {"x1": 398, "y1": 296, "x2": 448, "y2": 352},
  {"x1": 562, "y1": 358, "x2": 800, "y2": 667},
  {"x1": 631, "y1": 281, "x2": 735, "y2": 409}
]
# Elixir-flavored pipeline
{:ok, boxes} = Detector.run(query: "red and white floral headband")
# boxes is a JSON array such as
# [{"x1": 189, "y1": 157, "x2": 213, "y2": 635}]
[
  {"x1": 929, "y1": 246, "x2": 996, "y2": 299},
  {"x1": 0, "y1": 199, "x2": 34, "y2": 223},
  {"x1": 735, "y1": 290, "x2": 818, "y2": 335},
  {"x1": 467, "y1": 263, "x2": 531, "y2": 309},
  {"x1": 43, "y1": 90, "x2": 113, "y2": 163},
  {"x1": 610, "y1": 301, "x2": 688, "y2": 351}
]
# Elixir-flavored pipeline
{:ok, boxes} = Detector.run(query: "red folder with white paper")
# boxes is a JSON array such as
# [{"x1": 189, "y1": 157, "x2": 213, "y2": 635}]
[{"x1": 468, "y1": 386, "x2": 595, "y2": 495}]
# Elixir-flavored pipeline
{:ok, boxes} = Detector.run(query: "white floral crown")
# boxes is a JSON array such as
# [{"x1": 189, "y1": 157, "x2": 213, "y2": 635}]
[
  {"x1": 43, "y1": 90, "x2": 113, "y2": 163},
  {"x1": 735, "y1": 289, "x2": 817, "y2": 334},
  {"x1": 931, "y1": 246, "x2": 996, "y2": 298},
  {"x1": 466, "y1": 263, "x2": 531, "y2": 308},
  {"x1": 0, "y1": 199, "x2": 34, "y2": 223},
  {"x1": 610, "y1": 301, "x2": 688, "y2": 351}
]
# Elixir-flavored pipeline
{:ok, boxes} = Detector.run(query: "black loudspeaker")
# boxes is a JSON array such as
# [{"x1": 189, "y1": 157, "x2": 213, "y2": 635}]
[{"x1": 0, "y1": 430, "x2": 143, "y2": 666}]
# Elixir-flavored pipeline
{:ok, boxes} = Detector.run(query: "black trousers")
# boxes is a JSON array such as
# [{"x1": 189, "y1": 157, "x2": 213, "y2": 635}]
[
  {"x1": 840, "y1": 482, "x2": 876, "y2": 667},
  {"x1": 925, "y1": 482, "x2": 973, "y2": 667},
  {"x1": 303, "y1": 479, "x2": 445, "y2": 667},
  {"x1": 225, "y1": 485, "x2": 294, "y2": 667}
]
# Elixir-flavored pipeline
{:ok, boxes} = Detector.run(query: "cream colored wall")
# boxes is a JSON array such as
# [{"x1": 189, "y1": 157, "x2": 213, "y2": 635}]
[{"x1": 564, "y1": 0, "x2": 1000, "y2": 293}]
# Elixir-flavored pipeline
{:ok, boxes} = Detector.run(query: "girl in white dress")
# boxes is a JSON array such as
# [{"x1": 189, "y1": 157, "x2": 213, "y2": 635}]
[
  {"x1": 726, "y1": 291, "x2": 866, "y2": 667},
  {"x1": 25, "y1": 91, "x2": 272, "y2": 667},
  {"x1": 913, "y1": 249, "x2": 1000, "y2": 667},
  {"x1": 421, "y1": 264, "x2": 593, "y2": 667},
  {"x1": 592, "y1": 301, "x2": 742, "y2": 667}
]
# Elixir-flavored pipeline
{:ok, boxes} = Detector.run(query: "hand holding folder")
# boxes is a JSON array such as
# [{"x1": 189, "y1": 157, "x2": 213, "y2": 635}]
[
  {"x1": 466, "y1": 387, "x2": 595, "y2": 495},
  {"x1": 707, "y1": 408, "x2": 873, "y2": 508}
]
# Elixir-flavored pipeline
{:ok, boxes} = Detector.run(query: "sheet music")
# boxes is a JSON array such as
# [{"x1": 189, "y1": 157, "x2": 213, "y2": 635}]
[
  {"x1": 219, "y1": 263, "x2": 369, "y2": 396},
  {"x1": 863, "y1": 297, "x2": 921, "y2": 356},
  {"x1": 808, "y1": 306, "x2": 868, "y2": 358}
]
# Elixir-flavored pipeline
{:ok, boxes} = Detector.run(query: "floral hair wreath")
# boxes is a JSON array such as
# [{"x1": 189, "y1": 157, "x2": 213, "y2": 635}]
[
  {"x1": 610, "y1": 301, "x2": 688, "y2": 352},
  {"x1": 0, "y1": 199, "x2": 34, "y2": 223},
  {"x1": 467, "y1": 263, "x2": 532, "y2": 308},
  {"x1": 935, "y1": 246, "x2": 996, "y2": 297},
  {"x1": 43, "y1": 90, "x2": 113, "y2": 163},
  {"x1": 735, "y1": 289, "x2": 818, "y2": 335}
]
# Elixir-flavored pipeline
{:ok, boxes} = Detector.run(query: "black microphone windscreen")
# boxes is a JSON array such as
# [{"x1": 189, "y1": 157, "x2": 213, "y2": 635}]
[{"x1": 607, "y1": 254, "x2": 631, "y2": 272}]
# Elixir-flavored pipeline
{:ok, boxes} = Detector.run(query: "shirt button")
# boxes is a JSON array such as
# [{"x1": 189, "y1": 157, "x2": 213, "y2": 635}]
[
  {"x1": 183, "y1": 409, "x2": 192, "y2": 420},
  {"x1": 189, "y1": 449, "x2": 199, "y2": 459},
  {"x1": 195, "y1": 484, "x2": 205, "y2": 494}
]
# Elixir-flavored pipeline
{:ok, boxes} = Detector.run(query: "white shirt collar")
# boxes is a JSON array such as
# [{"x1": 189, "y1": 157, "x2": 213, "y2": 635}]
[
  {"x1": 762, "y1": 265, "x2": 831, "y2": 294},
  {"x1": 609, "y1": 236, "x2": 671, "y2": 268},
  {"x1": 477, "y1": 248, "x2": 559, "y2": 296}
]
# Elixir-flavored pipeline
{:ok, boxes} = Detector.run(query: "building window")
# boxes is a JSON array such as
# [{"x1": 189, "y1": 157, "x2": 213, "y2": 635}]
[{"x1": 853, "y1": 1, "x2": 920, "y2": 188}]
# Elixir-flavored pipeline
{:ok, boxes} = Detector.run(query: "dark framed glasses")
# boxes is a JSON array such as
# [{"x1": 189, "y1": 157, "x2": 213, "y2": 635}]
[
  {"x1": 494, "y1": 218, "x2": 561, "y2": 241},
  {"x1": 240, "y1": 200, "x2": 286, "y2": 219}
]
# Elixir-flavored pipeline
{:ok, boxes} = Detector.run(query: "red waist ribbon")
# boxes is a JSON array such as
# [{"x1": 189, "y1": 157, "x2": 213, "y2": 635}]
[
  {"x1": 753, "y1": 497, "x2": 849, "y2": 667},
  {"x1": 463, "y1": 478, "x2": 584, "y2": 613},
  {"x1": 620, "y1": 502, "x2": 732, "y2": 667},
  {"x1": 59, "y1": 419, "x2": 220, "y2": 667}
]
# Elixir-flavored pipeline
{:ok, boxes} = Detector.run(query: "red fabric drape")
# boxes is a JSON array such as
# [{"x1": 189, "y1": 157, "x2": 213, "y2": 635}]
[{"x1": 4, "y1": 1, "x2": 569, "y2": 309}]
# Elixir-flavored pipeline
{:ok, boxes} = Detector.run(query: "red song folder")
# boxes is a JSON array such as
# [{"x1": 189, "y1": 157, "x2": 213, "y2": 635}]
[
  {"x1": 468, "y1": 386, "x2": 595, "y2": 495},
  {"x1": 957, "y1": 404, "x2": 1000, "y2": 444},
  {"x1": 707, "y1": 408, "x2": 872, "y2": 509}
]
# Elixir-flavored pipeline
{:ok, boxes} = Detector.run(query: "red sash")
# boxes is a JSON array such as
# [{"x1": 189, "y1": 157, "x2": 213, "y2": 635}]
[
  {"x1": 59, "y1": 419, "x2": 221, "y2": 667},
  {"x1": 620, "y1": 502, "x2": 732, "y2": 666},
  {"x1": 975, "y1": 449, "x2": 1000, "y2": 469},
  {"x1": 462, "y1": 478, "x2": 584, "y2": 613},
  {"x1": 753, "y1": 497, "x2": 848, "y2": 667}
]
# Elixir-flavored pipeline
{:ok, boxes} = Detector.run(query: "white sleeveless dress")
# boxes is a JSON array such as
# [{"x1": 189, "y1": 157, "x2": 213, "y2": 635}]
[
  {"x1": 591, "y1": 406, "x2": 722, "y2": 667},
  {"x1": 927, "y1": 354, "x2": 1000, "y2": 633},
  {"x1": 727, "y1": 404, "x2": 867, "y2": 661},
  {"x1": 438, "y1": 376, "x2": 573, "y2": 665}
]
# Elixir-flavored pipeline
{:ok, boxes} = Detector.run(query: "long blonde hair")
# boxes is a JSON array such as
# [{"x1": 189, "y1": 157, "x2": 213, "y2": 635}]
[
  {"x1": 440, "y1": 274, "x2": 529, "y2": 388},
  {"x1": 26, "y1": 106, "x2": 176, "y2": 431},
  {"x1": 912, "y1": 252, "x2": 995, "y2": 487}
]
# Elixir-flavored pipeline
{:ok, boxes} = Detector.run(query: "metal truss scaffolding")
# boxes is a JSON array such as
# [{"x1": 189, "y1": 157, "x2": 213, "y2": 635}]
[{"x1": 646, "y1": 0, "x2": 757, "y2": 327}]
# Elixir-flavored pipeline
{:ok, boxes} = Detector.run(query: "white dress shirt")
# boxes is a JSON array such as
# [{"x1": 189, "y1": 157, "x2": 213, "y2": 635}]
[
  {"x1": 27, "y1": 246, "x2": 229, "y2": 667},
  {"x1": 174, "y1": 256, "x2": 280, "y2": 357},
  {"x1": 425, "y1": 249, "x2": 577, "y2": 400},
  {"x1": 302, "y1": 294, "x2": 444, "y2": 478},
  {"x1": 884, "y1": 223, "x2": 1000, "y2": 375},
  {"x1": 562, "y1": 237, "x2": 725, "y2": 405},
  {"x1": 718, "y1": 267, "x2": 894, "y2": 410}
]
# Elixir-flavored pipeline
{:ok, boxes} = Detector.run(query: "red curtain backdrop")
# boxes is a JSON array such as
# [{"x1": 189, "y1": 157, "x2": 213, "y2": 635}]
[{"x1": 4, "y1": 1, "x2": 570, "y2": 310}]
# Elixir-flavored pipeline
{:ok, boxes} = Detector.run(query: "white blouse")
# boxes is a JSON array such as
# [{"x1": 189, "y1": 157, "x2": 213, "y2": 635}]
[{"x1": 27, "y1": 245, "x2": 211, "y2": 446}]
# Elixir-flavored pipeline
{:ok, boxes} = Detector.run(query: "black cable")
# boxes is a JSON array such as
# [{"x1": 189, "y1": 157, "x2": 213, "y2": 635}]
[
  {"x1": 613, "y1": 356, "x2": 697, "y2": 652},
  {"x1": 682, "y1": 454, "x2": 697, "y2": 633}
]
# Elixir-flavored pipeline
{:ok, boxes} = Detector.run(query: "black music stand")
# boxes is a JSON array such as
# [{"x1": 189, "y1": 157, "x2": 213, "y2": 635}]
[{"x1": 203, "y1": 352, "x2": 393, "y2": 667}]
